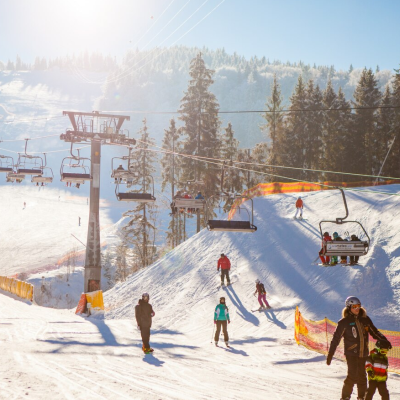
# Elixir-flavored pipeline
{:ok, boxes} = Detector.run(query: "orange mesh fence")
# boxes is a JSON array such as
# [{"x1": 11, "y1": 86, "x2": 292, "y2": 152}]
[
  {"x1": 228, "y1": 180, "x2": 400, "y2": 220},
  {"x1": 295, "y1": 307, "x2": 400, "y2": 374}
]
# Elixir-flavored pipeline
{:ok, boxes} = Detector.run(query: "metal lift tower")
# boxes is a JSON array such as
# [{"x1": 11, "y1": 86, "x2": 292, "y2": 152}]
[{"x1": 60, "y1": 111, "x2": 135, "y2": 293}]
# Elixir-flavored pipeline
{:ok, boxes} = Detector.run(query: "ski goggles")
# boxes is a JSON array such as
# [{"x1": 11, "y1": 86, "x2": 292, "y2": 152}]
[{"x1": 351, "y1": 304, "x2": 361, "y2": 309}]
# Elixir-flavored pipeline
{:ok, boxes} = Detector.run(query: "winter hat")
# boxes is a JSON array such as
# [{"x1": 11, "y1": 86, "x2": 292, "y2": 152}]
[
  {"x1": 142, "y1": 293, "x2": 150, "y2": 300},
  {"x1": 376, "y1": 339, "x2": 391, "y2": 351},
  {"x1": 351, "y1": 234, "x2": 358, "y2": 240}
]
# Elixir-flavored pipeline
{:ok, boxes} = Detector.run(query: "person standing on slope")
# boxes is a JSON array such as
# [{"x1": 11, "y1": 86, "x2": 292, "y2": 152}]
[
  {"x1": 214, "y1": 296, "x2": 230, "y2": 347},
  {"x1": 135, "y1": 293, "x2": 155, "y2": 354},
  {"x1": 217, "y1": 253, "x2": 231, "y2": 286},
  {"x1": 326, "y1": 296, "x2": 390, "y2": 400},
  {"x1": 254, "y1": 279, "x2": 271, "y2": 310},
  {"x1": 294, "y1": 196, "x2": 303, "y2": 219}
]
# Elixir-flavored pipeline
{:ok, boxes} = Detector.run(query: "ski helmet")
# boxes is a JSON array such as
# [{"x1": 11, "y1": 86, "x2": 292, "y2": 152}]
[
  {"x1": 345, "y1": 296, "x2": 361, "y2": 308},
  {"x1": 255, "y1": 279, "x2": 260, "y2": 283},
  {"x1": 333, "y1": 232, "x2": 339, "y2": 239},
  {"x1": 142, "y1": 292, "x2": 150, "y2": 300},
  {"x1": 220, "y1": 297, "x2": 226, "y2": 303},
  {"x1": 376, "y1": 339, "x2": 391, "y2": 350},
  {"x1": 298, "y1": 196, "x2": 301, "y2": 200}
]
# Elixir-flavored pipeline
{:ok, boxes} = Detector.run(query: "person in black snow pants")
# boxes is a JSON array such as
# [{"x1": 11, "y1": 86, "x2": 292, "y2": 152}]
[
  {"x1": 135, "y1": 293, "x2": 155, "y2": 353},
  {"x1": 326, "y1": 296, "x2": 390, "y2": 400}
]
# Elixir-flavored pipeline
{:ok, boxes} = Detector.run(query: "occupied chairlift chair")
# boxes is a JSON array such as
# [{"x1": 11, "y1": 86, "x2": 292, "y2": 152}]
[
  {"x1": 115, "y1": 170, "x2": 156, "y2": 203},
  {"x1": 60, "y1": 146, "x2": 92, "y2": 186},
  {"x1": 173, "y1": 179, "x2": 206, "y2": 211},
  {"x1": 319, "y1": 188, "x2": 370, "y2": 260},
  {"x1": 206, "y1": 194, "x2": 257, "y2": 233}
]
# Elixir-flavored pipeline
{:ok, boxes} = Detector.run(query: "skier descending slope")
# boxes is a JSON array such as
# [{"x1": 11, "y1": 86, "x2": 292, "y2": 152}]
[
  {"x1": 254, "y1": 279, "x2": 271, "y2": 310},
  {"x1": 217, "y1": 253, "x2": 231, "y2": 286},
  {"x1": 214, "y1": 297, "x2": 230, "y2": 347},
  {"x1": 135, "y1": 293, "x2": 155, "y2": 354},
  {"x1": 294, "y1": 196, "x2": 303, "y2": 219},
  {"x1": 326, "y1": 296, "x2": 390, "y2": 400}
]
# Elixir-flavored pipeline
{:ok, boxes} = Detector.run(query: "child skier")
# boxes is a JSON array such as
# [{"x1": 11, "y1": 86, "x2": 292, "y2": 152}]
[
  {"x1": 135, "y1": 293, "x2": 155, "y2": 354},
  {"x1": 254, "y1": 279, "x2": 270, "y2": 310},
  {"x1": 214, "y1": 297, "x2": 230, "y2": 347},
  {"x1": 365, "y1": 339, "x2": 392, "y2": 400},
  {"x1": 294, "y1": 196, "x2": 303, "y2": 219}
]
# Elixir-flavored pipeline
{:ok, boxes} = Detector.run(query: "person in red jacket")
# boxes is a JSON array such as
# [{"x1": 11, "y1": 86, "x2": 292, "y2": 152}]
[
  {"x1": 294, "y1": 196, "x2": 304, "y2": 219},
  {"x1": 319, "y1": 232, "x2": 332, "y2": 265},
  {"x1": 217, "y1": 253, "x2": 231, "y2": 286}
]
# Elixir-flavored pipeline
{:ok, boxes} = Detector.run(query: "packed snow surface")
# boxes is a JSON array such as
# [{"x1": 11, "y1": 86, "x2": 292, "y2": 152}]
[{"x1": 1, "y1": 185, "x2": 400, "y2": 399}]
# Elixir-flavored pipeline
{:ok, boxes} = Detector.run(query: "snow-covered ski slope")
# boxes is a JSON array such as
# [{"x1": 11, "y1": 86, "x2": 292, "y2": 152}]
[{"x1": 1, "y1": 185, "x2": 400, "y2": 399}]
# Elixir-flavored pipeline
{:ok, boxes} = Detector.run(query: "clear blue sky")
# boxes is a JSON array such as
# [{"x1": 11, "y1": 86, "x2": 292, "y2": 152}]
[{"x1": 1, "y1": 0, "x2": 399, "y2": 71}]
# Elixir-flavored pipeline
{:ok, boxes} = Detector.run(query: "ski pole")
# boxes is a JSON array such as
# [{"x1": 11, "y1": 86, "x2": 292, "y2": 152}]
[{"x1": 211, "y1": 323, "x2": 215, "y2": 343}]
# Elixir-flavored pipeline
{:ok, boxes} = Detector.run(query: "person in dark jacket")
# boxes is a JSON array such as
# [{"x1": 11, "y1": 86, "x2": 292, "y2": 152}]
[
  {"x1": 135, "y1": 293, "x2": 155, "y2": 353},
  {"x1": 254, "y1": 279, "x2": 270, "y2": 310},
  {"x1": 332, "y1": 231, "x2": 348, "y2": 265},
  {"x1": 349, "y1": 234, "x2": 361, "y2": 266},
  {"x1": 217, "y1": 253, "x2": 231, "y2": 285},
  {"x1": 326, "y1": 296, "x2": 390, "y2": 400}
]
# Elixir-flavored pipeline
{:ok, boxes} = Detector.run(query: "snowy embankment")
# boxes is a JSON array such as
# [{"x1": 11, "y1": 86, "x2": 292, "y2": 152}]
[{"x1": 1, "y1": 185, "x2": 400, "y2": 399}]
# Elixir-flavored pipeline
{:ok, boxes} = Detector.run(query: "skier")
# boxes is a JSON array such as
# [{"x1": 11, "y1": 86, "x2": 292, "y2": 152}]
[
  {"x1": 214, "y1": 296, "x2": 230, "y2": 347},
  {"x1": 135, "y1": 293, "x2": 155, "y2": 354},
  {"x1": 23, "y1": 201, "x2": 26, "y2": 209},
  {"x1": 365, "y1": 339, "x2": 391, "y2": 400},
  {"x1": 294, "y1": 196, "x2": 303, "y2": 219},
  {"x1": 326, "y1": 296, "x2": 390, "y2": 400},
  {"x1": 319, "y1": 232, "x2": 332, "y2": 265},
  {"x1": 349, "y1": 234, "x2": 361, "y2": 265},
  {"x1": 78, "y1": 217, "x2": 81, "y2": 226},
  {"x1": 217, "y1": 253, "x2": 231, "y2": 286},
  {"x1": 254, "y1": 279, "x2": 270, "y2": 310},
  {"x1": 331, "y1": 232, "x2": 347, "y2": 265}
]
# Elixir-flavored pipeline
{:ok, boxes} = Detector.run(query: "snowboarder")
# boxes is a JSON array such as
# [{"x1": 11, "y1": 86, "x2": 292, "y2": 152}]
[
  {"x1": 135, "y1": 293, "x2": 155, "y2": 354},
  {"x1": 319, "y1": 232, "x2": 332, "y2": 265},
  {"x1": 214, "y1": 296, "x2": 230, "y2": 347},
  {"x1": 294, "y1": 196, "x2": 303, "y2": 219},
  {"x1": 217, "y1": 253, "x2": 231, "y2": 285},
  {"x1": 254, "y1": 279, "x2": 270, "y2": 310},
  {"x1": 326, "y1": 296, "x2": 390, "y2": 400},
  {"x1": 365, "y1": 339, "x2": 391, "y2": 400}
]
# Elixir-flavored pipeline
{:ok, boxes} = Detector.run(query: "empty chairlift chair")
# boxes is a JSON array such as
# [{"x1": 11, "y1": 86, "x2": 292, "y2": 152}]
[
  {"x1": 60, "y1": 156, "x2": 92, "y2": 185},
  {"x1": 206, "y1": 194, "x2": 257, "y2": 233},
  {"x1": 115, "y1": 174, "x2": 156, "y2": 203},
  {"x1": 0, "y1": 155, "x2": 14, "y2": 173}
]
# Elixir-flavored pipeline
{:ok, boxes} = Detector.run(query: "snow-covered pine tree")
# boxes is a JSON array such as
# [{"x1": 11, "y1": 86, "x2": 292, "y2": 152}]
[
  {"x1": 387, "y1": 66, "x2": 400, "y2": 177},
  {"x1": 352, "y1": 68, "x2": 382, "y2": 175},
  {"x1": 178, "y1": 53, "x2": 221, "y2": 197},
  {"x1": 261, "y1": 75, "x2": 285, "y2": 179},
  {"x1": 122, "y1": 119, "x2": 158, "y2": 269},
  {"x1": 220, "y1": 122, "x2": 243, "y2": 211}
]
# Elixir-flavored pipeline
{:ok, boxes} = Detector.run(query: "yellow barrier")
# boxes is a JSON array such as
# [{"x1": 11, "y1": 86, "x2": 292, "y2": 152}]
[
  {"x1": 85, "y1": 290, "x2": 104, "y2": 311},
  {"x1": 295, "y1": 307, "x2": 400, "y2": 374},
  {"x1": 0, "y1": 275, "x2": 34, "y2": 301},
  {"x1": 228, "y1": 180, "x2": 400, "y2": 220}
]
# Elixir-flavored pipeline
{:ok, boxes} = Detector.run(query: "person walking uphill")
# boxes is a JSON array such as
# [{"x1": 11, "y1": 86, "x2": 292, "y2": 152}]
[
  {"x1": 135, "y1": 293, "x2": 155, "y2": 354},
  {"x1": 214, "y1": 297, "x2": 230, "y2": 347},
  {"x1": 254, "y1": 279, "x2": 271, "y2": 310},
  {"x1": 217, "y1": 253, "x2": 231, "y2": 286},
  {"x1": 294, "y1": 196, "x2": 303, "y2": 219},
  {"x1": 326, "y1": 296, "x2": 390, "y2": 400}
]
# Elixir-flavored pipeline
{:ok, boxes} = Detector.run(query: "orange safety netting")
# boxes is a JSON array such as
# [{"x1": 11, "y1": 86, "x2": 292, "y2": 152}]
[
  {"x1": 295, "y1": 307, "x2": 400, "y2": 374},
  {"x1": 228, "y1": 180, "x2": 400, "y2": 220}
]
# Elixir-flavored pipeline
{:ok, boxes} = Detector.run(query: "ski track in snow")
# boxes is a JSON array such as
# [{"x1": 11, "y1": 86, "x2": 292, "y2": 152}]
[{"x1": 1, "y1": 186, "x2": 400, "y2": 398}]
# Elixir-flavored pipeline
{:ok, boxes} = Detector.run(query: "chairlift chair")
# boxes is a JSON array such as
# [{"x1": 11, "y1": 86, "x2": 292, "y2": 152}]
[
  {"x1": 111, "y1": 155, "x2": 140, "y2": 182},
  {"x1": 115, "y1": 174, "x2": 156, "y2": 203},
  {"x1": 319, "y1": 188, "x2": 370, "y2": 259},
  {"x1": 0, "y1": 155, "x2": 14, "y2": 173},
  {"x1": 16, "y1": 140, "x2": 44, "y2": 175},
  {"x1": 32, "y1": 167, "x2": 54, "y2": 184},
  {"x1": 60, "y1": 157, "x2": 92, "y2": 184},
  {"x1": 206, "y1": 194, "x2": 257, "y2": 233},
  {"x1": 6, "y1": 172, "x2": 25, "y2": 183}
]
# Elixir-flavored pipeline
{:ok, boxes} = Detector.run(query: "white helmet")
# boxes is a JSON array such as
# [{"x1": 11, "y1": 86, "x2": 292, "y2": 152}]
[{"x1": 255, "y1": 279, "x2": 260, "y2": 283}]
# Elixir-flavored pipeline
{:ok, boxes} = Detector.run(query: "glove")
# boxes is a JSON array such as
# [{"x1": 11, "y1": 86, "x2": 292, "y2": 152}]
[
  {"x1": 326, "y1": 353, "x2": 333, "y2": 366},
  {"x1": 367, "y1": 369, "x2": 375, "y2": 378},
  {"x1": 228, "y1": 320, "x2": 230, "y2": 324},
  {"x1": 214, "y1": 320, "x2": 217, "y2": 324}
]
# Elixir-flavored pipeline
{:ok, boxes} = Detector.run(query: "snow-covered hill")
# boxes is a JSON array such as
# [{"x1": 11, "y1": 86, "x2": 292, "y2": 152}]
[{"x1": 1, "y1": 184, "x2": 400, "y2": 399}]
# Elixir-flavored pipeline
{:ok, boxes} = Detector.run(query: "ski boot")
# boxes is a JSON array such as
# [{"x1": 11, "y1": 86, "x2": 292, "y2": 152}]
[
  {"x1": 215, "y1": 341, "x2": 218, "y2": 346},
  {"x1": 225, "y1": 341, "x2": 229, "y2": 347}
]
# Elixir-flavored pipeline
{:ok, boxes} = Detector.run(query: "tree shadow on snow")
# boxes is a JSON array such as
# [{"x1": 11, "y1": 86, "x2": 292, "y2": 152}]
[
  {"x1": 224, "y1": 286, "x2": 259, "y2": 326},
  {"x1": 274, "y1": 355, "x2": 326, "y2": 364},
  {"x1": 142, "y1": 353, "x2": 165, "y2": 367},
  {"x1": 264, "y1": 310, "x2": 287, "y2": 329}
]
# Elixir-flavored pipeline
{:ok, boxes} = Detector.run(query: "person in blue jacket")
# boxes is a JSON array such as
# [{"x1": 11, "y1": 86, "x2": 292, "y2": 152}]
[{"x1": 214, "y1": 296, "x2": 230, "y2": 346}]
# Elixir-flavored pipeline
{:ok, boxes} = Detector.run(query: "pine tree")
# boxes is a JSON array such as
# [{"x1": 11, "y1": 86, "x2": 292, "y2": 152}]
[
  {"x1": 123, "y1": 119, "x2": 158, "y2": 268},
  {"x1": 387, "y1": 66, "x2": 400, "y2": 177},
  {"x1": 261, "y1": 75, "x2": 285, "y2": 179},
  {"x1": 352, "y1": 68, "x2": 382, "y2": 175},
  {"x1": 178, "y1": 53, "x2": 221, "y2": 197}
]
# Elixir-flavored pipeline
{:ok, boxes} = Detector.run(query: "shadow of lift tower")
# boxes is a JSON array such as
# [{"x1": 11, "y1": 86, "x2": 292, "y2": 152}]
[{"x1": 60, "y1": 111, "x2": 135, "y2": 293}]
